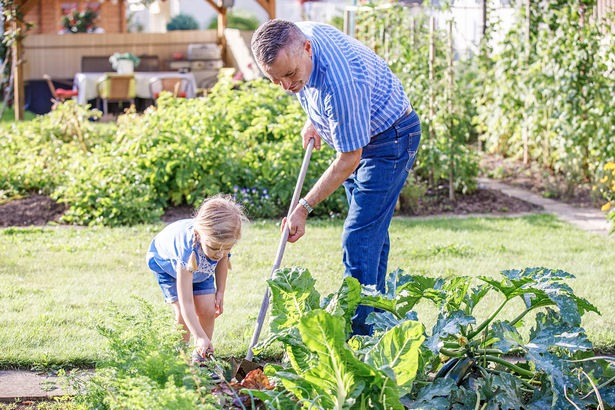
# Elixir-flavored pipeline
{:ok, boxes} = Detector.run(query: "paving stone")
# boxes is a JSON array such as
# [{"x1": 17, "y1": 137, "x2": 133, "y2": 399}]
[{"x1": 0, "y1": 370, "x2": 66, "y2": 402}]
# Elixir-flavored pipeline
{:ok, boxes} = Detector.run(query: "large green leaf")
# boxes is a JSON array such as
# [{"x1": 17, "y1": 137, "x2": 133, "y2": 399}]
[
  {"x1": 480, "y1": 267, "x2": 600, "y2": 327},
  {"x1": 491, "y1": 321, "x2": 525, "y2": 354},
  {"x1": 367, "y1": 311, "x2": 418, "y2": 334},
  {"x1": 240, "y1": 388, "x2": 301, "y2": 409},
  {"x1": 322, "y1": 276, "x2": 362, "y2": 334},
  {"x1": 427, "y1": 310, "x2": 476, "y2": 354},
  {"x1": 365, "y1": 320, "x2": 424, "y2": 395},
  {"x1": 525, "y1": 311, "x2": 591, "y2": 409},
  {"x1": 297, "y1": 310, "x2": 402, "y2": 409},
  {"x1": 267, "y1": 267, "x2": 321, "y2": 334},
  {"x1": 408, "y1": 378, "x2": 457, "y2": 409},
  {"x1": 475, "y1": 373, "x2": 525, "y2": 410}
]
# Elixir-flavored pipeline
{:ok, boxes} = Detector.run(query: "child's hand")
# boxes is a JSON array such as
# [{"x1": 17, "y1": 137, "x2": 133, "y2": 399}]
[
  {"x1": 194, "y1": 337, "x2": 213, "y2": 358},
  {"x1": 215, "y1": 292, "x2": 224, "y2": 317}
]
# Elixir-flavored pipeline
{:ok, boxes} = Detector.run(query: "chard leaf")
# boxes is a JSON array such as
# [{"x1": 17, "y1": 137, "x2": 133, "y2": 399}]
[
  {"x1": 297, "y1": 310, "x2": 401, "y2": 409},
  {"x1": 367, "y1": 311, "x2": 418, "y2": 334},
  {"x1": 491, "y1": 321, "x2": 525, "y2": 353},
  {"x1": 360, "y1": 285, "x2": 399, "y2": 316},
  {"x1": 427, "y1": 310, "x2": 476, "y2": 354},
  {"x1": 274, "y1": 370, "x2": 317, "y2": 404},
  {"x1": 267, "y1": 267, "x2": 321, "y2": 333},
  {"x1": 365, "y1": 320, "x2": 424, "y2": 395},
  {"x1": 240, "y1": 388, "x2": 301, "y2": 409},
  {"x1": 322, "y1": 276, "x2": 362, "y2": 334}
]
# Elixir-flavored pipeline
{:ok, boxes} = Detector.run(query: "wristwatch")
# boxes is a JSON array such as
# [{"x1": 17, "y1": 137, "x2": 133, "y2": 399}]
[{"x1": 298, "y1": 198, "x2": 313, "y2": 214}]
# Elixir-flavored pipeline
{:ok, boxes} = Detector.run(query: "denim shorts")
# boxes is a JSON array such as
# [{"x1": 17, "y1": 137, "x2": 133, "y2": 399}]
[{"x1": 153, "y1": 271, "x2": 216, "y2": 303}]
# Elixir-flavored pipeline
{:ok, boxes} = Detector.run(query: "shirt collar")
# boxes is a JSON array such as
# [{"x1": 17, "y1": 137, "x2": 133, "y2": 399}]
[{"x1": 306, "y1": 35, "x2": 321, "y2": 88}]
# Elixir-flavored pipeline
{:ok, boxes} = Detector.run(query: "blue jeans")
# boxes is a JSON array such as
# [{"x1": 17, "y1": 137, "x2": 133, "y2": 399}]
[{"x1": 342, "y1": 109, "x2": 421, "y2": 335}]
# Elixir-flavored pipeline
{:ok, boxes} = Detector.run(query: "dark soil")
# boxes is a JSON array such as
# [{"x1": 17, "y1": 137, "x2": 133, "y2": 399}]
[
  {"x1": 0, "y1": 154, "x2": 600, "y2": 227},
  {"x1": 479, "y1": 153, "x2": 599, "y2": 209},
  {"x1": 401, "y1": 183, "x2": 543, "y2": 217},
  {"x1": 0, "y1": 195, "x2": 66, "y2": 227}
]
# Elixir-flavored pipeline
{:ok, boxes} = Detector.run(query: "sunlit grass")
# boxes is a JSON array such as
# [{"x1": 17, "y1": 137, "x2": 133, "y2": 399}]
[{"x1": 1, "y1": 213, "x2": 613, "y2": 369}]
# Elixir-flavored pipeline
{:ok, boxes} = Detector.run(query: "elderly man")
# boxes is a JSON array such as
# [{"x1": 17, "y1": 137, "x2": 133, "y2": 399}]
[{"x1": 252, "y1": 19, "x2": 421, "y2": 335}]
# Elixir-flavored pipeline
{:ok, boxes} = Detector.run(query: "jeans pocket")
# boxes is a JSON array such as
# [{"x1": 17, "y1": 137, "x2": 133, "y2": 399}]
[{"x1": 405, "y1": 132, "x2": 421, "y2": 172}]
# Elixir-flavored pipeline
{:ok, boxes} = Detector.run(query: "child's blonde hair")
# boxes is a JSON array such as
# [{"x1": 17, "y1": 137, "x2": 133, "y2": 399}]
[{"x1": 188, "y1": 194, "x2": 248, "y2": 271}]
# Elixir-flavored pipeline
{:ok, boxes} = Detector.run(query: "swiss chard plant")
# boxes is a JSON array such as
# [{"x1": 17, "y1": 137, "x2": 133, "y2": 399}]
[
  {"x1": 253, "y1": 267, "x2": 425, "y2": 409},
  {"x1": 255, "y1": 266, "x2": 614, "y2": 409}
]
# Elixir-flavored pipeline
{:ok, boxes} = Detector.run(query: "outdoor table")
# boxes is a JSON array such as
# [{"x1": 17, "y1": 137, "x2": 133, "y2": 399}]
[{"x1": 73, "y1": 71, "x2": 198, "y2": 105}]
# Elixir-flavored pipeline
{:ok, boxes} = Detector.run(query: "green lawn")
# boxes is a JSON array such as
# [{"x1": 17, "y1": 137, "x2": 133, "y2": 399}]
[
  {"x1": 1, "y1": 213, "x2": 613, "y2": 369},
  {"x1": 0, "y1": 106, "x2": 37, "y2": 122}
]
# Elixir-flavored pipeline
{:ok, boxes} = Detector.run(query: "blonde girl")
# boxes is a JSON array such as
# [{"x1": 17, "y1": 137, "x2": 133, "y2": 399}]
[{"x1": 146, "y1": 194, "x2": 248, "y2": 358}]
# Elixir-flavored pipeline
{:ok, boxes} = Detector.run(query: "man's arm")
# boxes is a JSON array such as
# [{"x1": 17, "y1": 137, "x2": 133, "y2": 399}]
[{"x1": 286, "y1": 148, "x2": 361, "y2": 242}]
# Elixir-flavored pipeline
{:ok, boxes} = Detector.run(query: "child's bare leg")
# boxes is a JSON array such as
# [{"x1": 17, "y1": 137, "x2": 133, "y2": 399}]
[
  {"x1": 171, "y1": 302, "x2": 190, "y2": 342},
  {"x1": 194, "y1": 294, "x2": 216, "y2": 342}
]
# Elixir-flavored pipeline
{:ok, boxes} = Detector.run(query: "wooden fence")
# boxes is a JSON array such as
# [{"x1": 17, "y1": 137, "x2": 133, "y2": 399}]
[{"x1": 23, "y1": 30, "x2": 219, "y2": 80}]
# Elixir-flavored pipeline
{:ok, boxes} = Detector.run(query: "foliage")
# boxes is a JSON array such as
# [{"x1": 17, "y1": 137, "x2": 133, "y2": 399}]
[
  {"x1": 108, "y1": 52, "x2": 141, "y2": 70},
  {"x1": 207, "y1": 10, "x2": 260, "y2": 30},
  {"x1": 253, "y1": 267, "x2": 425, "y2": 408},
  {"x1": 354, "y1": 6, "x2": 479, "y2": 196},
  {"x1": 0, "y1": 80, "x2": 347, "y2": 225},
  {"x1": 594, "y1": 162, "x2": 615, "y2": 233},
  {"x1": 167, "y1": 13, "x2": 200, "y2": 31},
  {"x1": 60, "y1": 8, "x2": 98, "y2": 33},
  {"x1": 255, "y1": 266, "x2": 614, "y2": 409},
  {"x1": 475, "y1": 0, "x2": 615, "y2": 194},
  {"x1": 67, "y1": 297, "x2": 221, "y2": 409}
]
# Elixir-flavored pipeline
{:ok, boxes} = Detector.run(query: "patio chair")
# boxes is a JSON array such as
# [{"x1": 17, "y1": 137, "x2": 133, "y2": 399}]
[
  {"x1": 148, "y1": 76, "x2": 193, "y2": 103},
  {"x1": 96, "y1": 74, "x2": 136, "y2": 116},
  {"x1": 43, "y1": 74, "x2": 78, "y2": 102}
]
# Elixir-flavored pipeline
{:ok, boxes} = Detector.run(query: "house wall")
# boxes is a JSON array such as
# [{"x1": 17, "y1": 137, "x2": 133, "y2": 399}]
[
  {"x1": 24, "y1": 0, "x2": 126, "y2": 34},
  {"x1": 23, "y1": 29, "x2": 218, "y2": 80}
]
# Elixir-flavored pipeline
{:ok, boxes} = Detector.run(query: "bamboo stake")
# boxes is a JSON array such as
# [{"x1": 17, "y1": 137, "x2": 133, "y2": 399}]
[{"x1": 448, "y1": 20, "x2": 455, "y2": 202}]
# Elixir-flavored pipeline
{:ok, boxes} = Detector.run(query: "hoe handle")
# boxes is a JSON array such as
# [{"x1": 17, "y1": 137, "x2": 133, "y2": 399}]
[{"x1": 246, "y1": 138, "x2": 315, "y2": 361}]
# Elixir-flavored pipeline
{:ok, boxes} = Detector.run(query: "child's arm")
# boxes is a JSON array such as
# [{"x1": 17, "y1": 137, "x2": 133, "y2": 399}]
[
  {"x1": 176, "y1": 266, "x2": 212, "y2": 355},
  {"x1": 214, "y1": 255, "x2": 229, "y2": 317}
]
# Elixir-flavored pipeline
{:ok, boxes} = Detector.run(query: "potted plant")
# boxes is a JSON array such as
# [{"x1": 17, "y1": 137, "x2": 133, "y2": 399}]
[
  {"x1": 109, "y1": 52, "x2": 141, "y2": 74},
  {"x1": 60, "y1": 8, "x2": 98, "y2": 33}
]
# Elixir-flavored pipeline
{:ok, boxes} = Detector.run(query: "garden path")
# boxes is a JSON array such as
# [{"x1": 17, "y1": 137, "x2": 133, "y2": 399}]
[{"x1": 0, "y1": 178, "x2": 612, "y2": 407}]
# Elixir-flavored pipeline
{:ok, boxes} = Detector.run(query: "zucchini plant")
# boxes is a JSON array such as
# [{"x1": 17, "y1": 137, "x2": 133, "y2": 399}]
[{"x1": 256, "y1": 266, "x2": 614, "y2": 409}]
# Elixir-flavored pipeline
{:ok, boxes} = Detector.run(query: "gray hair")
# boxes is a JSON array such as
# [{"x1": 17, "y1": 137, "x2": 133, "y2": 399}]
[{"x1": 251, "y1": 19, "x2": 307, "y2": 70}]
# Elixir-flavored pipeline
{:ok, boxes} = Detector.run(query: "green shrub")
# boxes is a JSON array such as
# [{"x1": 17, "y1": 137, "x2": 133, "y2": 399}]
[
  {"x1": 69, "y1": 298, "x2": 220, "y2": 409},
  {"x1": 0, "y1": 80, "x2": 348, "y2": 226},
  {"x1": 166, "y1": 14, "x2": 199, "y2": 31},
  {"x1": 207, "y1": 10, "x2": 260, "y2": 30}
]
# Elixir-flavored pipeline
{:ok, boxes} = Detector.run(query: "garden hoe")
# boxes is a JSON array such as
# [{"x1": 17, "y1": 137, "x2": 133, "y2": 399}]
[{"x1": 233, "y1": 138, "x2": 316, "y2": 378}]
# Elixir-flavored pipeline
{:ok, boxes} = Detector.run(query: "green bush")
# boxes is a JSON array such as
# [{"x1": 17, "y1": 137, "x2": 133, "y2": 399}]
[
  {"x1": 166, "y1": 14, "x2": 199, "y2": 31},
  {"x1": 207, "y1": 10, "x2": 260, "y2": 30},
  {"x1": 0, "y1": 80, "x2": 347, "y2": 226}
]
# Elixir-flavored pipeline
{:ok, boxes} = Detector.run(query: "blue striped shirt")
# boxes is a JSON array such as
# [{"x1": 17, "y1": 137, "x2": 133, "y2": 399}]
[{"x1": 296, "y1": 21, "x2": 410, "y2": 153}]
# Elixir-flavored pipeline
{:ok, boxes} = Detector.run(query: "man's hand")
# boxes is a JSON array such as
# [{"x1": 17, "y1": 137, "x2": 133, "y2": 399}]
[
  {"x1": 282, "y1": 204, "x2": 309, "y2": 243},
  {"x1": 302, "y1": 121, "x2": 321, "y2": 150}
]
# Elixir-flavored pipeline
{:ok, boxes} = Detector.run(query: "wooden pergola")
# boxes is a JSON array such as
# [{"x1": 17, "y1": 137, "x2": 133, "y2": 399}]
[{"x1": 7, "y1": 0, "x2": 276, "y2": 121}]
